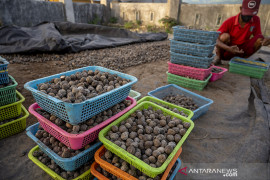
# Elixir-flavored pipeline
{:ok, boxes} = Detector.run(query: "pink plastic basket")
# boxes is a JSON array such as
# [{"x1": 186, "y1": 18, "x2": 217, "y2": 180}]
[
  {"x1": 168, "y1": 62, "x2": 211, "y2": 80},
  {"x1": 210, "y1": 66, "x2": 228, "y2": 82},
  {"x1": 28, "y1": 97, "x2": 136, "y2": 150}
]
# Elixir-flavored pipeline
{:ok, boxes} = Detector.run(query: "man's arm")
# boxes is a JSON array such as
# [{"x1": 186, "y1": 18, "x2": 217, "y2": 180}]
[
  {"x1": 253, "y1": 16, "x2": 270, "y2": 46},
  {"x1": 216, "y1": 38, "x2": 244, "y2": 54}
]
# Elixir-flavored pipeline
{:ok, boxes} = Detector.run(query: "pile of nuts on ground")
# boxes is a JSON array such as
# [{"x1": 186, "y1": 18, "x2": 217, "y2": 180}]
[
  {"x1": 106, "y1": 106, "x2": 190, "y2": 168},
  {"x1": 101, "y1": 149, "x2": 176, "y2": 180},
  {"x1": 35, "y1": 99, "x2": 132, "y2": 134},
  {"x1": 162, "y1": 94, "x2": 198, "y2": 111},
  {"x1": 35, "y1": 126, "x2": 97, "y2": 158},
  {"x1": 38, "y1": 70, "x2": 130, "y2": 103},
  {"x1": 32, "y1": 149, "x2": 91, "y2": 179},
  {"x1": 2, "y1": 41, "x2": 169, "y2": 71}
]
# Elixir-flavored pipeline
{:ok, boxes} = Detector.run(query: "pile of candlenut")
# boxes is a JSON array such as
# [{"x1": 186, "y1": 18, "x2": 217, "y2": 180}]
[
  {"x1": 38, "y1": 70, "x2": 130, "y2": 103},
  {"x1": 95, "y1": 164, "x2": 118, "y2": 180},
  {"x1": 162, "y1": 94, "x2": 199, "y2": 111},
  {"x1": 149, "y1": 100, "x2": 188, "y2": 117},
  {"x1": 0, "y1": 77, "x2": 13, "y2": 88},
  {"x1": 33, "y1": 149, "x2": 91, "y2": 179},
  {"x1": 106, "y1": 106, "x2": 190, "y2": 169},
  {"x1": 35, "y1": 99, "x2": 132, "y2": 133},
  {"x1": 35, "y1": 126, "x2": 96, "y2": 158},
  {"x1": 102, "y1": 149, "x2": 176, "y2": 180}
]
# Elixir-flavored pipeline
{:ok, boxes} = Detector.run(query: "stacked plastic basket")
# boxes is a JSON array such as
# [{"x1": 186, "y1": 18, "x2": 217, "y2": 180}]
[
  {"x1": 168, "y1": 26, "x2": 220, "y2": 90},
  {"x1": 0, "y1": 56, "x2": 29, "y2": 139},
  {"x1": 25, "y1": 66, "x2": 138, "y2": 180}
]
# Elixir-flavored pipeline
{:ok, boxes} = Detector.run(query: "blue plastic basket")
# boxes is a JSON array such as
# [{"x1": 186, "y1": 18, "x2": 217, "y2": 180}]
[
  {"x1": 148, "y1": 84, "x2": 213, "y2": 120},
  {"x1": 26, "y1": 123, "x2": 103, "y2": 172},
  {"x1": 169, "y1": 158, "x2": 181, "y2": 180},
  {"x1": 0, "y1": 56, "x2": 9, "y2": 85},
  {"x1": 173, "y1": 26, "x2": 220, "y2": 45},
  {"x1": 170, "y1": 40, "x2": 215, "y2": 58},
  {"x1": 24, "y1": 66, "x2": 137, "y2": 125},
  {"x1": 170, "y1": 51, "x2": 214, "y2": 69},
  {"x1": 93, "y1": 158, "x2": 181, "y2": 180}
]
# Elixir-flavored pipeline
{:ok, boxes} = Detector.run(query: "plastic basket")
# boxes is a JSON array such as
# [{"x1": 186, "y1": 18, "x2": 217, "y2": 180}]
[
  {"x1": 209, "y1": 66, "x2": 228, "y2": 82},
  {"x1": 28, "y1": 97, "x2": 136, "y2": 150},
  {"x1": 0, "y1": 105, "x2": 29, "y2": 139},
  {"x1": 168, "y1": 158, "x2": 181, "y2": 180},
  {"x1": 0, "y1": 75, "x2": 18, "y2": 106},
  {"x1": 28, "y1": 145, "x2": 92, "y2": 180},
  {"x1": 129, "y1": 90, "x2": 141, "y2": 100},
  {"x1": 137, "y1": 96, "x2": 194, "y2": 119},
  {"x1": 167, "y1": 72, "x2": 211, "y2": 91},
  {"x1": 170, "y1": 40, "x2": 215, "y2": 57},
  {"x1": 94, "y1": 145, "x2": 182, "y2": 180},
  {"x1": 170, "y1": 51, "x2": 214, "y2": 69},
  {"x1": 26, "y1": 123, "x2": 103, "y2": 171},
  {"x1": 24, "y1": 66, "x2": 137, "y2": 125},
  {"x1": 0, "y1": 91, "x2": 25, "y2": 122},
  {"x1": 173, "y1": 26, "x2": 220, "y2": 45},
  {"x1": 229, "y1": 57, "x2": 269, "y2": 79},
  {"x1": 91, "y1": 162, "x2": 110, "y2": 180},
  {"x1": 0, "y1": 56, "x2": 9, "y2": 85},
  {"x1": 98, "y1": 102, "x2": 194, "y2": 178},
  {"x1": 168, "y1": 61, "x2": 211, "y2": 81},
  {"x1": 148, "y1": 84, "x2": 213, "y2": 120}
]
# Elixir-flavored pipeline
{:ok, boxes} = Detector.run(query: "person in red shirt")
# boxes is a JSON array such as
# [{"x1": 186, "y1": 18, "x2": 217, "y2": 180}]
[{"x1": 214, "y1": 0, "x2": 270, "y2": 65}]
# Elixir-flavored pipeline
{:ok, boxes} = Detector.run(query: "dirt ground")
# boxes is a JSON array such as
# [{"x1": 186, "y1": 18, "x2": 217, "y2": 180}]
[{"x1": 0, "y1": 41, "x2": 269, "y2": 180}]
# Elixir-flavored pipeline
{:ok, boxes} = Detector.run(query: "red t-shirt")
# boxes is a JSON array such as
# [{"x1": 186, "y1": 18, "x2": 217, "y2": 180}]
[{"x1": 217, "y1": 13, "x2": 262, "y2": 45}]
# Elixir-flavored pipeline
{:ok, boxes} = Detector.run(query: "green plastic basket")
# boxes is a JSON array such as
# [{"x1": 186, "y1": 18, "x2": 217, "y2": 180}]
[
  {"x1": 137, "y1": 96, "x2": 194, "y2": 119},
  {"x1": 129, "y1": 90, "x2": 141, "y2": 100},
  {"x1": 0, "y1": 105, "x2": 29, "y2": 139},
  {"x1": 167, "y1": 72, "x2": 211, "y2": 91},
  {"x1": 98, "y1": 101, "x2": 194, "y2": 178},
  {"x1": 28, "y1": 145, "x2": 92, "y2": 180},
  {"x1": 0, "y1": 91, "x2": 25, "y2": 122},
  {"x1": 229, "y1": 61, "x2": 268, "y2": 79},
  {"x1": 0, "y1": 75, "x2": 18, "y2": 106}
]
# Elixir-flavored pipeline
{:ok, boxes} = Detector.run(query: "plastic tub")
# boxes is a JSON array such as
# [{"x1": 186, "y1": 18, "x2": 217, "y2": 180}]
[
  {"x1": 168, "y1": 61, "x2": 211, "y2": 81},
  {"x1": 26, "y1": 123, "x2": 103, "y2": 171},
  {"x1": 209, "y1": 66, "x2": 228, "y2": 82},
  {"x1": 0, "y1": 105, "x2": 29, "y2": 139},
  {"x1": 0, "y1": 91, "x2": 25, "y2": 122},
  {"x1": 148, "y1": 84, "x2": 213, "y2": 120},
  {"x1": 0, "y1": 56, "x2": 9, "y2": 85},
  {"x1": 0, "y1": 75, "x2": 18, "y2": 106},
  {"x1": 24, "y1": 66, "x2": 137, "y2": 125},
  {"x1": 98, "y1": 102, "x2": 194, "y2": 178},
  {"x1": 170, "y1": 51, "x2": 214, "y2": 69},
  {"x1": 94, "y1": 145, "x2": 182, "y2": 180},
  {"x1": 28, "y1": 97, "x2": 136, "y2": 150},
  {"x1": 170, "y1": 40, "x2": 216, "y2": 57},
  {"x1": 129, "y1": 90, "x2": 141, "y2": 100},
  {"x1": 173, "y1": 26, "x2": 220, "y2": 45},
  {"x1": 137, "y1": 96, "x2": 193, "y2": 119},
  {"x1": 167, "y1": 72, "x2": 212, "y2": 91},
  {"x1": 28, "y1": 145, "x2": 92, "y2": 180},
  {"x1": 229, "y1": 57, "x2": 269, "y2": 79}
]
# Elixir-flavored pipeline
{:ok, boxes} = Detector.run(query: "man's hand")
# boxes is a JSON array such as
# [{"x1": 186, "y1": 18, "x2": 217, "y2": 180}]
[
  {"x1": 229, "y1": 45, "x2": 244, "y2": 54},
  {"x1": 262, "y1": 37, "x2": 270, "y2": 46}
]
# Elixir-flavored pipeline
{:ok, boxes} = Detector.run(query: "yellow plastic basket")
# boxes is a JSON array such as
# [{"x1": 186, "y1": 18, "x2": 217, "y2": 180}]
[
  {"x1": 28, "y1": 146, "x2": 93, "y2": 180},
  {"x1": 0, "y1": 105, "x2": 29, "y2": 139}
]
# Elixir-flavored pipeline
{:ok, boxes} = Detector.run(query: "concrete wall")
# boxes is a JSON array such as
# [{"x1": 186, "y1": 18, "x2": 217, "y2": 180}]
[
  {"x1": 0, "y1": 0, "x2": 106, "y2": 27},
  {"x1": 179, "y1": 4, "x2": 270, "y2": 36},
  {"x1": 73, "y1": 3, "x2": 105, "y2": 23},
  {"x1": 0, "y1": 0, "x2": 65, "y2": 26},
  {"x1": 110, "y1": 2, "x2": 168, "y2": 25}
]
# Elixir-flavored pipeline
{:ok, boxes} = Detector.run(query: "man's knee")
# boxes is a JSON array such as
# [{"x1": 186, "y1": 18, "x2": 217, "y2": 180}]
[{"x1": 219, "y1": 33, "x2": 230, "y2": 44}]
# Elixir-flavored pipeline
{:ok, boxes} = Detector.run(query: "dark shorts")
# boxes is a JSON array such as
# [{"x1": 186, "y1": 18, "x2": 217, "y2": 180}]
[{"x1": 220, "y1": 34, "x2": 264, "y2": 60}]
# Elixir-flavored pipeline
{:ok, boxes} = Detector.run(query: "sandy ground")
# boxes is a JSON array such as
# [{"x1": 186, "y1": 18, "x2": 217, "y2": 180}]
[{"x1": 0, "y1": 41, "x2": 269, "y2": 180}]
